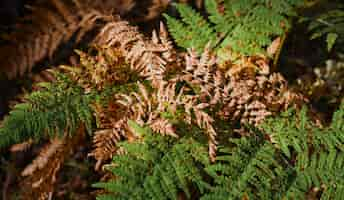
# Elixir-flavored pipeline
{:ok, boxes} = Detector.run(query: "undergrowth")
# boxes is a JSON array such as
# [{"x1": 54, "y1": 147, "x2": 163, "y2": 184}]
[
  {"x1": 0, "y1": 0, "x2": 343, "y2": 199},
  {"x1": 95, "y1": 104, "x2": 344, "y2": 200}
]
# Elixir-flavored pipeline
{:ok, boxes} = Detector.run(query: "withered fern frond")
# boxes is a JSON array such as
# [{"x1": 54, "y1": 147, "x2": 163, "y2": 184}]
[
  {"x1": 20, "y1": 125, "x2": 86, "y2": 200},
  {"x1": 94, "y1": 21, "x2": 178, "y2": 86},
  {"x1": 0, "y1": 0, "x2": 112, "y2": 79}
]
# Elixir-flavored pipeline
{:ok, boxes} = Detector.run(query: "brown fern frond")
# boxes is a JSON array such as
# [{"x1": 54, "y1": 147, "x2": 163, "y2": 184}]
[
  {"x1": 127, "y1": 80, "x2": 218, "y2": 161},
  {"x1": 21, "y1": 138, "x2": 64, "y2": 177},
  {"x1": 85, "y1": 20, "x2": 304, "y2": 165},
  {"x1": 20, "y1": 124, "x2": 86, "y2": 200},
  {"x1": 219, "y1": 67, "x2": 306, "y2": 126},
  {"x1": 89, "y1": 126, "x2": 125, "y2": 171},
  {"x1": 193, "y1": 103, "x2": 217, "y2": 162},
  {"x1": 62, "y1": 46, "x2": 130, "y2": 92},
  {"x1": 93, "y1": 44, "x2": 221, "y2": 162},
  {"x1": 0, "y1": 0, "x2": 112, "y2": 79},
  {"x1": 169, "y1": 44, "x2": 305, "y2": 159},
  {"x1": 20, "y1": 138, "x2": 65, "y2": 200},
  {"x1": 176, "y1": 44, "x2": 307, "y2": 127},
  {"x1": 90, "y1": 100, "x2": 136, "y2": 170},
  {"x1": 116, "y1": 83, "x2": 156, "y2": 125},
  {"x1": 149, "y1": 118, "x2": 178, "y2": 138},
  {"x1": 174, "y1": 45, "x2": 225, "y2": 106},
  {"x1": 94, "y1": 20, "x2": 177, "y2": 87},
  {"x1": 89, "y1": 81, "x2": 181, "y2": 169}
]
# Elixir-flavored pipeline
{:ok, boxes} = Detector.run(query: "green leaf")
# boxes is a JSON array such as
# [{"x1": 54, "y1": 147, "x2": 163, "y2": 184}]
[{"x1": 326, "y1": 33, "x2": 338, "y2": 51}]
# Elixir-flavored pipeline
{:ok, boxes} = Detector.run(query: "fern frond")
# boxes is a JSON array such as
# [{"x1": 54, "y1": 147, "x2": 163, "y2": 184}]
[
  {"x1": 62, "y1": 46, "x2": 133, "y2": 92},
  {"x1": 306, "y1": 6, "x2": 344, "y2": 52},
  {"x1": 0, "y1": 73, "x2": 93, "y2": 148},
  {"x1": 260, "y1": 103, "x2": 344, "y2": 199},
  {"x1": 219, "y1": 72, "x2": 306, "y2": 127},
  {"x1": 89, "y1": 121, "x2": 128, "y2": 171},
  {"x1": 164, "y1": 3, "x2": 217, "y2": 51},
  {"x1": 9, "y1": 139, "x2": 34, "y2": 152},
  {"x1": 202, "y1": 132, "x2": 293, "y2": 200},
  {"x1": 95, "y1": 103, "x2": 344, "y2": 199},
  {"x1": 21, "y1": 138, "x2": 64, "y2": 177},
  {"x1": 165, "y1": 0, "x2": 304, "y2": 58},
  {"x1": 0, "y1": 0, "x2": 112, "y2": 79},
  {"x1": 284, "y1": 150, "x2": 344, "y2": 199},
  {"x1": 94, "y1": 130, "x2": 211, "y2": 200},
  {"x1": 94, "y1": 20, "x2": 177, "y2": 86},
  {"x1": 20, "y1": 124, "x2": 86, "y2": 200}
]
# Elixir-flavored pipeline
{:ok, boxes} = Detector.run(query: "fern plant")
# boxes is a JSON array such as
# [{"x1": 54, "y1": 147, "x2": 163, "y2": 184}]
[
  {"x1": 261, "y1": 104, "x2": 344, "y2": 199},
  {"x1": 0, "y1": 73, "x2": 94, "y2": 148},
  {"x1": 93, "y1": 121, "x2": 212, "y2": 200},
  {"x1": 164, "y1": 0, "x2": 304, "y2": 59},
  {"x1": 304, "y1": 5, "x2": 344, "y2": 52},
  {"x1": 94, "y1": 102, "x2": 344, "y2": 199},
  {"x1": 1, "y1": 8, "x2": 343, "y2": 199}
]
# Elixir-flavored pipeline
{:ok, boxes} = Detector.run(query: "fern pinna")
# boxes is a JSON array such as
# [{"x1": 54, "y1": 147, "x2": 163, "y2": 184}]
[
  {"x1": 164, "y1": 0, "x2": 304, "y2": 59},
  {"x1": 95, "y1": 103, "x2": 344, "y2": 200}
]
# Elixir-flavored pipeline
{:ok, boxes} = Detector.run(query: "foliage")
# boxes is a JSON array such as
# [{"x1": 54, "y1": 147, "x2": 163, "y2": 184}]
[
  {"x1": 164, "y1": 0, "x2": 304, "y2": 58},
  {"x1": 0, "y1": 0, "x2": 171, "y2": 80},
  {"x1": 262, "y1": 103, "x2": 344, "y2": 199},
  {"x1": 94, "y1": 103, "x2": 344, "y2": 199},
  {"x1": 0, "y1": 73, "x2": 94, "y2": 148},
  {"x1": 303, "y1": 4, "x2": 344, "y2": 52},
  {"x1": 1, "y1": 1, "x2": 344, "y2": 199},
  {"x1": 93, "y1": 122, "x2": 211, "y2": 200},
  {"x1": 0, "y1": 0, "x2": 112, "y2": 79}
]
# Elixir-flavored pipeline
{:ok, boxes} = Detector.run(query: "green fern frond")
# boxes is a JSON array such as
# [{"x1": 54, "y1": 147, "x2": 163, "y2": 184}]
[
  {"x1": 202, "y1": 134, "x2": 293, "y2": 200},
  {"x1": 331, "y1": 101, "x2": 344, "y2": 131},
  {"x1": 306, "y1": 6, "x2": 344, "y2": 52},
  {"x1": 95, "y1": 103, "x2": 344, "y2": 200},
  {"x1": 93, "y1": 124, "x2": 211, "y2": 200},
  {"x1": 261, "y1": 105, "x2": 344, "y2": 157},
  {"x1": 0, "y1": 73, "x2": 94, "y2": 148},
  {"x1": 165, "y1": 0, "x2": 304, "y2": 57},
  {"x1": 260, "y1": 103, "x2": 344, "y2": 199},
  {"x1": 285, "y1": 150, "x2": 344, "y2": 199},
  {"x1": 163, "y1": 3, "x2": 217, "y2": 51}
]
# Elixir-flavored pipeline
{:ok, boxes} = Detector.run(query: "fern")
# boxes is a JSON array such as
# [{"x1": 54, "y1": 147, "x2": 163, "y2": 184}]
[
  {"x1": 95, "y1": 103, "x2": 344, "y2": 199},
  {"x1": 93, "y1": 121, "x2": 211, "y2": 200},
  {"x1": 261, "y1": 103, "x2": 344, "y2": 199},
  {"x1": 0, "y1": 73, "x2": 94, "y2": 148},
  {"x1": 304, "y1": 4, "x2": 344, "y2": 52},
  {"x1": 164, "y1": 4, "x2": 217, "y2": 52},
  {"x1": 0, "y1": 0, "x2": 114, "y2": 79},
  {"x1": 164, "y1": 0, "x2": 304, "y2": 58}
]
